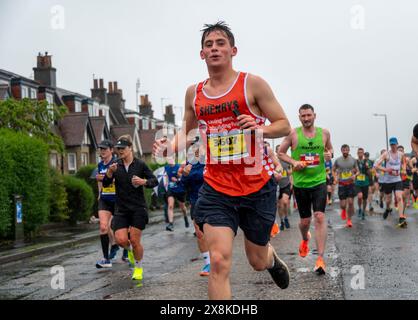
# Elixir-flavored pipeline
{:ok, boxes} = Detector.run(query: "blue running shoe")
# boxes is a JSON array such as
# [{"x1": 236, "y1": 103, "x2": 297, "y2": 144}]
[
  {"x1": 122, "y1": 249, "x2": 128, "y2": 262},
  {"x1": 284, "y1": 217, "x2": 290, "y2": 229},
  {"x1": 199, "y1": 263, "x2": 210, "y2": 276},
  {"x1": 109, "y1": 245, "x2": 120, "y2": 260},
  {"x1": 96, "y1": 259, "x2": 112, "y2": 269}
]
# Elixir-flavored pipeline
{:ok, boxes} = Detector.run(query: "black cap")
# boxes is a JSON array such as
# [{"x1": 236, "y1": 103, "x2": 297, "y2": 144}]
[
  {"x1": 115, "y1": 138, "x2": 132, "y2": 148},
  {"x1": 98, "y1": 139, "x2": 113, "y2": 149},
  {"x1": 364, "y1": 152, "x2": 370, "y2": 157}
]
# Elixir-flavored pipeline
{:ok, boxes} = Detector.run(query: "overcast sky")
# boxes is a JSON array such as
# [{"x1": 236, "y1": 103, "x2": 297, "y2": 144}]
[{"x1": 1, "y1": 0, "x2": 417, "y2": 158}]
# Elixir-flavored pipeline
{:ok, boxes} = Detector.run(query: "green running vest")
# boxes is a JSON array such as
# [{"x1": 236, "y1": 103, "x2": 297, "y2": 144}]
[{"x1": 291, "y1": 127, "x2": 326, "y2": 188}]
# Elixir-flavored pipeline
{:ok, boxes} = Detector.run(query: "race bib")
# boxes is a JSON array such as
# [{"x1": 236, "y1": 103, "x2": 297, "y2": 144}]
[
  {"x1": 208, "y1": 130, "x2": 249, "y2": 161},
  {"x1": 357, "y1": 174, "x2": 366, "y2": 182},
  {"x1": 300, "y1": 153, "x2": 320, "y2": 168},
  {"x1": 282, "y1": 170, "x2": 288, "y2": 177},
  {"x1": 341, "y1": 171, "x2": 352, "y2": 180}
]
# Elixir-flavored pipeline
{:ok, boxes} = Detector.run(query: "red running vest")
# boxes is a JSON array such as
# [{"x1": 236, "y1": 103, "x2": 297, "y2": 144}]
[{"x1": 194, "y1": 72, "x2": 273, "y2": 196}]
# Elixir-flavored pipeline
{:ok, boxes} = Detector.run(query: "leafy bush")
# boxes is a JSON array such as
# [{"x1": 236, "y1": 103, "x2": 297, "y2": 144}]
[
  {"x1": 0, "y1": 129, "x2": 49, "y2": 238},
  {"x1": 75, "y1": 164, "x2": 99, "y2": 216},
  {"x1": 63, "y1": 175, "x2": 94, "y2": 225},
  {"x1": 48, "y1": 168, "x2": 69, "y2": 222}
]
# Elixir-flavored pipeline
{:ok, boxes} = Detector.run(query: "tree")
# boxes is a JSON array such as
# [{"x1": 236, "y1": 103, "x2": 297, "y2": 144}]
[{"x1": 0, "y1": 98, "x2": 67, "y2": 153}]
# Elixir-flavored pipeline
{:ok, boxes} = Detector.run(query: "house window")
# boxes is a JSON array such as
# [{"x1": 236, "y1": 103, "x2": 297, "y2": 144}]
[
  {"x1": 142, "y1": 117, "x2": 149, "y2": 130},
  {"x1": 50, "y1": 153, "x2": 58, "y2": 168},
  {"x1": 93, "y1": 102, "x2": 99, "y2": 117},
  {"x1": 75, "y1": 101, "x2": 81, "y2": 112},
  {"x1": 151, "y1": 120, "x2": 156, "y2": 129},
  {"x1": 30, "y1": 88, "x2": 37, "y2": 99},
  {"x1": 21, "y1": 86, "x2": 28, "y2": 99},
  {"x1": 68, "y1": 153, "x2": 77, "y2": 172},
  {"x1": 83, "y1": 130, "x2": 90, "y2": 145},
  {"x1": 81, "y1": 153, "x2": 88, "y2": 166},
  {"x1": 46, "y1": 93, "x2": 54, "y2": 120}
]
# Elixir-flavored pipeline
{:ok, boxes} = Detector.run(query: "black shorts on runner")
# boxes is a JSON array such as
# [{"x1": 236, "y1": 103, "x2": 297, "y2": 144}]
[
  {"x1": 293, "y1": 183, "x2": 327, "y2": 219},
  {"x1": 402, "y1": 180, "x2": 411, "y2": 190},
  {"x1": 413, "y1": 175, "x2": 418, "y2": 190},
  {"x1": 338, "y1": 184, "x2": 356, "y2": 200},
  {"x1": 190, "y1": 202, "x2": 197, "y2": 220},
  {"x1": 111, "y1": 207, "x2": 149, "y2": 231},
  {"x1": 278, "y1": 184, "x2": 292, "y2": 200},
  {"x1": 194, "y1": 177, "x2": 277, "y2": 247},
  {"x1": 98, "y1": 198, "x2": 115, "y2": 214},
  {"x1": 355, "y1": 185, "x2": 369, "y2": 199},
  {"x1": 167, "y1": 190, "x2": 186, "y2": 203},
  {"x1": 384, "y1": 181, "x2": 403, "y2": 194}
]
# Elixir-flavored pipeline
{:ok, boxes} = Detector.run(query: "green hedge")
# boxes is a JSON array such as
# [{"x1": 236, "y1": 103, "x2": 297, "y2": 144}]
[
  {"x1": 0, "y1": 129, "x2": 49, "y2": 238},
  {"x1": 75, "y1": 164, "x2": 99, "y2": 216},
  {"x1": 48, "y1": 168, "x2": 69, "y2": 222},
  {"x1": 63, "y1": 175, "x2": 94, "y2": 225}
]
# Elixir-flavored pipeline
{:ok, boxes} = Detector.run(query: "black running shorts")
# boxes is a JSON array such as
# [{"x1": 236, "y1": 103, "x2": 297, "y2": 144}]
[
  {"x1": 98, "y1": 198, "x2": 115, "y2": 214},
  {"x1": 384, "y1": 182, "x2": 403, "y2": 194},
  {"x1": 111, "y1": 207, "x2": 148, "y2": 231},
  {"x1": 293, "y1": 183, "x2": 327, "y2": 219},
  {"x1": 194, "y1": 178, "x2": 277, "y2": 246},
  {"x1": 338, "y1": 184, "x2": 356, "y2": 200}
]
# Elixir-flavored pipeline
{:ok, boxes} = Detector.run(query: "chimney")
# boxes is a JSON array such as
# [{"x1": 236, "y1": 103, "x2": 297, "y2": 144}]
[
  {"x1": 91, "y1": 78, "x2": 107, "y2": 104},
  {"x1": 140, "y1": 95, "x2": 145, "y2": 105},
  {"x1": 164, "y1": 104, "x2": 175, "y2": 124},
  {"x1": 33, "y1": 52, "x2": 57, "y2": 87},
  {"x1": 108, "y1": 82, "x2": 113, "y2": 93},
  {"x1": 113, "y1": 81, "x2": 118, "y2": 92}
]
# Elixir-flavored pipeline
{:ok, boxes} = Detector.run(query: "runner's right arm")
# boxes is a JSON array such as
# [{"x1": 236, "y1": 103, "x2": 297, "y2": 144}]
[{"x1": 278, "y1": 129, "x2": 306, "y2": 171}]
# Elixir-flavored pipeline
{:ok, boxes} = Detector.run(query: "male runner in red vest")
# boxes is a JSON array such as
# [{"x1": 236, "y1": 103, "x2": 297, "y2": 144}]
[{"x1": 154, "y1": 22, "x2": 291, "y2": 299}]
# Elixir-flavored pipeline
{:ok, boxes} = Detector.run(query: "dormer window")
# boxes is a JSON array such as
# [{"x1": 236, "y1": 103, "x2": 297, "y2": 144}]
[{"x1": 75, "y1": 101, "x2": 81, "y2": 112}]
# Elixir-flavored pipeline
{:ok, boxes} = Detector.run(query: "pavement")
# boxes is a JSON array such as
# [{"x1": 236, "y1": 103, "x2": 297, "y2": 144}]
[
  {"x1": 0, "y1": 208, "x2": 177, "y2": 265},
  {"x1": 0, "y1": 200, "x2": 417, "y2": 300}
]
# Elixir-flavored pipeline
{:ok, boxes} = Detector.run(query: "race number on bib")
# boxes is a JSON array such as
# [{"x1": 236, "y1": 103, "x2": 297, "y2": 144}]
[
  {"x1": 208, "y1": 130, "x2": 249, "y2": 161},
  {"x1": 300, "y1": 153, "x2": 320, "y2": 168},
  {"x1": 102, "y1": 183, "x2": 116, "y2": 195},
  {"x1": 357, "y1": 174, "x2": 366, "y2": 182},
  {"x1": 341, "y1": 171, "x2": 352, "y2": 180}
]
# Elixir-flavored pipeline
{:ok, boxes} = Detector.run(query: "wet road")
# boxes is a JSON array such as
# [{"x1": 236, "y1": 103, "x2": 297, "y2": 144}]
[{"x1": 0, "y1": 202, "x2": 417, "y2": 300}]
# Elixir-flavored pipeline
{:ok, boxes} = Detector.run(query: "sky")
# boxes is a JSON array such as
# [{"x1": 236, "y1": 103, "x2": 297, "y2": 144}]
[{"x1": 1, "y1": 0, "x2": 417, "y2": 158}]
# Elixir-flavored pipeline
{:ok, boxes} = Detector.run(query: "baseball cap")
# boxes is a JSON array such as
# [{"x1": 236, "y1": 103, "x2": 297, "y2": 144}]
[
  {"x1": 115, "y1": 138, "x2": 132, "y2": 148},
  {"x1": 389, "y1": 137, "x2": 398, "y2": 145},
  {"x1": 98, "y1": 139, "x2": 113, "y2": 149}
]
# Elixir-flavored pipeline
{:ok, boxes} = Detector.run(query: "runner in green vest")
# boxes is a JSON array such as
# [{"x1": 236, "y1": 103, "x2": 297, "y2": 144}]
[{"x1": 278, "y1": 104, "x2": 333, "y2": 275}]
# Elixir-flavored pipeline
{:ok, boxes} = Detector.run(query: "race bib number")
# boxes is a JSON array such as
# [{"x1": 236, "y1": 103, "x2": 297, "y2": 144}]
[
  {"x1": 357, "y1": 174, "x2": 366, "y2": 182},
  {"x1": 341, "y1": 171, "x2": 352, "y2": 180},
  {"x1": 102, "y1": 183, "x2": 116, "y2": 195},
  {"x1": 300, "y1": 153, "x2": 320, "y2": 168},
  {"x1": 208, "y1": 131, "x2": 249, "y2": 161}
]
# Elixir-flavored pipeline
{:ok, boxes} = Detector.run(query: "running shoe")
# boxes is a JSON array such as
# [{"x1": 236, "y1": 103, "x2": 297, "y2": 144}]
[
  {"x1": 346, "y1": 219, "x2": 353, "y2": 228},
  {"x1": 284, "y1": 217, "x2": 290, "y2": 229},
  {"x1": 132, "y1": 266, "x2": 143, "y2": 281},
  {"x1": 413, "y1": 201, "x2": 418, "y2": 210},
  {"x1": 397, "y1": 218, "x2": 408, "y2": 228},
  {"x1": 96, "y1": 259, "x2": 112, "y2": 269},
  {"x1": 166, "y1": 223, "x2": 174, "y2": 232},
  {"x1": 108, "y1": 245, "x2": 120, "y2": 260},
  {"x1": 127, "y1": 249, "x2": 135, "y2": 268},
  {"x1": 361, "y1": 210, "x2": 365, "y2": 220},
  {"x1": 379, "y1": 200, "x2": 384, "y2": 209},
  {"x1": 184, "y1": 216, "x2": 190, "y2": 228},
  {"x1": 199, "y1": 263, "x2": 210, "y2": 276},
  {"x1": 122, "y1": 249, "x2": 128, "y2": 262},
  {"x1": 267, "y1": 245, "x2": 290, "y2": 289},
  {"x1": 341, "y1": 209, "x2": 347, "y2": 220},
  {"x1": 369, "y1": 205, "x2": 374, "y2": 212},
  {"x1": 314, "y1": 256, "x2": 326, "y2": 275},
  {"x1": 298, "y1": 231, "x2": 311, "y2": 258},
  {"x1": 280, "y1": 220, "x2": 285, "y2": 231},
  {"x1": 270, "y1": 222, "x2": 280, "y2": 238},
  {"x1": 383, "y1": 209, "x2": 390, "y2": 220},
  {"x1": 357, "y1": 209, "x2": 362, "y2": 218}
]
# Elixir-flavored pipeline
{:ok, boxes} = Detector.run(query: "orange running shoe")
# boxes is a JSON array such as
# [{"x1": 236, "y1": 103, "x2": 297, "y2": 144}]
[
  {"x1": 314, "y1": 256, "x2": 326, "y2": 275},
  {"x1": 298, "y1": 231, "x2": 311, "y2": 258},
  {"x1": 341, "y1": 209, "x2": 347, "y2": 220},
  {"x1": 270, "y1": 222, "x2": 280, "y2": 238},
  {"x1": 346, "y1": 219, "x2": 353, "y2": 228}
]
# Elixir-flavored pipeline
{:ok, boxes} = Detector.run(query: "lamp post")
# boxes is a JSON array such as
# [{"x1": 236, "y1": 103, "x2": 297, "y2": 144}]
[{"x1": 373, "y1": 113, "x2": 389, "y2": 151}]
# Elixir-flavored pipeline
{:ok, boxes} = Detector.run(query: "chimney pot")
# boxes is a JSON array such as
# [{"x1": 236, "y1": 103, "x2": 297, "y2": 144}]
[
  {"x1": 99, "y1": 78, "x2": 104, "y2": 89},
  {"x1": 113, "y1": 81, "x2": 118, "y2": 92},
  {"x1": 93, "y1": 79, "x2": 98, "y2": 89},
  {"x1": 108, "y1": 82, "x2": 113, "y2": 93}
]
